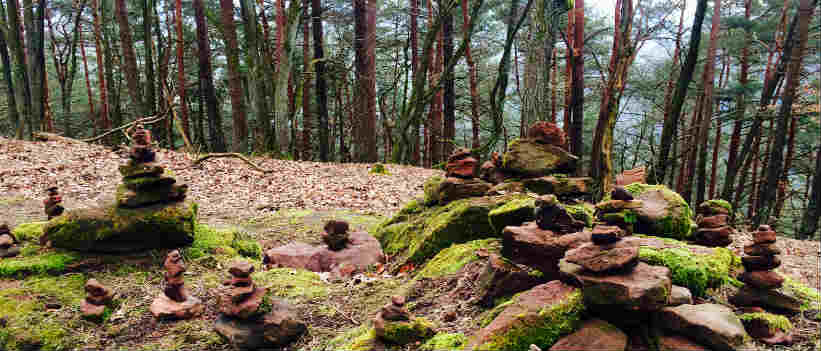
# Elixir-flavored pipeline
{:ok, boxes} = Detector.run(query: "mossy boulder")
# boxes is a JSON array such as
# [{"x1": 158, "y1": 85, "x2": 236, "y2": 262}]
[
  {"x1": 522, "y1": 175, "x2": 593, "y2": 197},
  {"x1": 614, "y1": 183, "x2": 697, "y2": 240},
  {"x1": 415, "y1": 239, "x2": 501, "y2": 279},
  {"x1": 115, "y1": 183, "x2": 187, "y2": 208},
  {"x1": 374, "y1": 195, "x2": 526, "y2": 267},
  {"x1": 501, "y1": 138, "x2": 578, "y2": 176},
  {"x1": 739, "y1": 312, "x2": 793, "y2": 337},
  {"x1": 421, "y1": 333, "x2": 467, "y2": 351},
  {"x1": 488, "y1": 197, "x2": 536, "y2": 233},
  {"x1": 10, "y1": 221, "x2": 46, "y2": 242},
  {"x1": 565, "y1": 203, "x2": 595, "y2": 227},
  {"x1": 122, "y1": 176, "x2": 176, "y2": 191},
  {"x1": 466, "y1": 281, "x2": 585, "y2": 351},
  {"x1": 698, "y1": 199, "x2": 732, "y2": 215},
  {"x1": 42, "y1": 201, "x2": 197, "y2": 253},
  {"x1": 423, "y1": 175, "x2": 447, "y2": 205},
  {"x1": 375, "y1": 317, "x2": 436, "y2": 345}
]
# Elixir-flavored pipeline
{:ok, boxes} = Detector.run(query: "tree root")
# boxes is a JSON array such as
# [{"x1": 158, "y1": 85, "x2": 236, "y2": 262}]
[{"x1": 192, "y1": 153, "x2": 273, "y2": 173}]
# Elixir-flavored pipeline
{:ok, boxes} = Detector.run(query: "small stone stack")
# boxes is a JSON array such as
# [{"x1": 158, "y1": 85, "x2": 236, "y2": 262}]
[
  {"x1": 0, "y1": 223, "x2": 20, "y2": 258},
  {"x1": 43, "y1": 185, "x2": 64, "y2": 219},
  {"x1": 565, "y1": 226, "x2": 637, "y2": 274},
  {"x1": 372, "y1": 295, "x2": 434, "y2": 345},
  {"x1": 479, "y1": 152, "x2": 506, "y2": 184},
  {"x1": 527, "y1": 121, "x2": 567, "y2": 150},
  {"x1": 116, "y1": 125, "x2": 187, "y2": 209},
  {"x1": 432, "y1": 149, "x2": 492, "y2": 204},
  {"x1": 739, "y1": 225, "x2": 783, "y2": 289},
  {"x1": 693, "y1": 200, "x2": 733, "y2": 247},
  {"x1": 150, "y1": 250, "x2": 203, "y2": 319},
  {"x1": 534, "y1": 194, "x2": 585, "y2": 234},
  {"x1": 81, "y1": 279, "x2": 114, "y2": 322},
  {"x1": 593, "y1": 186, "x2": 642, "y2": 236},
  {"x1": 445, "y1": 148, "x2": 478, "y2": 179},
  {"x1": 214, "y1": 261, "x2": 306, "y2": 349},
  {"x1": 322, "y1": 220, "x2": 350, "y2": 251}
]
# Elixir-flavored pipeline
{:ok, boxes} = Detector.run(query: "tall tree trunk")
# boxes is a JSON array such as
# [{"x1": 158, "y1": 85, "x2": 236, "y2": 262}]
[
  {"x1": 723, "y1": 0, "x2": 750, "y2": 201},
  {"x1": 755, "y1": 0, "x2": 816, "y2": 225},
  {"x1": 353, "y1": 0, "x2": 377, "y2": 162},
  {"x1": 799, "y1": 149, "x2": 820, "y2": 239},
  {"x1": 660, "y1": 0, "x2": 686, "y2": 185},
  {"x1": 568, "y1": 0, "x2": 583, "y2": 173},
  {"x1": 175, "y1": 0, "x2": 190, "y2": 141},
  {"x1": 0, "y1": 5, "x2": 20, "y2": 136},
  {"x1": 144, "y1": 0, "x2": 155, "y2": 114},
  {"x1": 90, "y1": 0, "x2": 109, "y2": 133},
  {"x1": 115, "y1": 0, "x2": 145, "y2": 115},
  {"x1": 312, "y1": 0, "x2": 329, "y2": 161},
  {"x1": 774, "y1": 113, "x2": 797, "y2": 217},
  {"x1": 442, "y1": 8, "x2": 454, "y2": 158},
  {"x1": 550, "y1": 47, "x2": 557, "y2": 123},
  {"x1": 695, "y1": 0, "x2": 720, "y2": 206},
  {"x1": 302, "y1": 3, "x2": 312, "y2": 160},
  {"x1": 193, "y1": 0, "x2": 225, "y2": 152},
  {"x1": 650, "y1": 0, "x2": 707, "y2": 184},
  {"x1": 79, "y1": 26, "x2": 97, "y2": 134},
  {"x1": 220, "y1": 0, "x2": 248, "y2": 152}
]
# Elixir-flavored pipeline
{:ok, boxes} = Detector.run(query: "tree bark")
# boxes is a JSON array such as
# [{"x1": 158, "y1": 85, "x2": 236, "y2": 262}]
[
  {"x1": 312, "y1": 0, "x2": 329, "y2": 161},
  {"x1": 193, "y1": 0, "x2": 226, "y2": 152},
  {"x1": 722, "y1": 0, "x2": 750, "y2": 201},
  {"x1": 799, "y1": 149, "x2": 820, "y2": 239},
  {"x1": 115, "y1": 0, "x2": 145, "y2": 115},
  {"x1": 695, "y1": 0, "x2": 720, "y2": 206},
  {"x1": 90, "y1": 0, "x2": 109, "y2": 133},
  {"x1": 302, "y1": 2, "x2": 312, "y2": 160},
  {"x1": 174, "y1": 0, "x2": 190, "y2": 141},
  {"x1": 0, "y1": 4, "x2": 20, "y2": 136},
  {"x1": 219, "y1": 0, "x2": 248, "y2": 152},
  {"x1": 568, "y1": 0, "x2": 584, "y2": 174},
  {"x1": 442, "y1": 7, "x2": 455, "y2": 158},
  {"x1": 144, "y1": 0, "x2": 155, "y2": 115},
  {"x1": 353, "y1": 0, "x2": 377, "y2": 162},
  {"x1": 755, "y1": 0, "x2": 815, "y2": 225},
  {"x1": 650, "y1": 0, "x2": 707, "y2": 184}
]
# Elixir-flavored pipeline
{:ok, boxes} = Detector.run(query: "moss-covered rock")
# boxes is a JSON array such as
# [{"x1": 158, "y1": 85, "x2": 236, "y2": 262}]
[
  {"x1": 415, "y1": 239, "x2": 501, "y2": 279},
  {"x1": 0, "y1": 251, "x2": 83, "y2": 277},
  {"x1": 616, "y1": 183, "x2": 696, "y2": 240},
  {"x1": 423, "y1": 175, "x2": 446, "y2": 205},
  {"x1": 370, "y1": 163, "x2": 390, "y2": 175},
  {"x1": 421, "y1": 332, "x2": 467, "y2": 351},
  {"x1": 488, "y1": 197, "x2": 536, "y2": 233},
  {"x1": 43, "y1": 201, "x2": 197, "y2": 253},
  {"x1": 739, "y1": 312, "x2": 793, "y2": 333},
  {"x1": 467, "y1": 281, "x2": 585, "y2": 351},
  {"x1": 10, "y1": 221, "x2": 46, "y2": 242},
  {"x1": 565, "y1": 203, "x2": 595, "y2": 227},
  {"x1": 374, "y1": 195, "x2": 523, "y2": 267},
  {"x1": 115, "y1": 183, "x2": 187, "y2": 208},
  {"x1": 732, "y1": 274, "x2": 821, "y2": 313},
  {"x1": 698, "y1": 199, "x2": 732, "y2": 215},
  {"x1": 376, "y1": 317, "x2": 436, "y2": 345},
  {"x1": 522, "y1": 175, "x2": 593, "y2": 197},
  {"x1": 122, "y1": 175, "x2": 176, "y2": 191},
  {"x1": 501, "y1": 138, "x2": 578, "y2": 176}
]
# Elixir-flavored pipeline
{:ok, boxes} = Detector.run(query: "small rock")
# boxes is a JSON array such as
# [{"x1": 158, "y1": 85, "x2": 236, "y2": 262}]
[
  {"x1": 446, "y1": 157, "x2": 479, "y2": 179},
  {"x1": 443, "y1": 310, "x2": 457, "y2": 322},
  {"x1": 669, "y1": 285, "x2": 694, "y2": 306},
  {"x1": 322, "y1": 220, "x2": 350, "y2": 251},
  {"x1": 591, "y1": 225, "x2": 627, "y2": 245},
  {"x1": 698, "y1": 215, "x2": 728, "y2": 228},
  {"x1": 229, "y1": 261, "x2": 255, "y2": 278},
  {"x1": 611, "y1": 186, "x2": 634, "y2": 201},
  {"x1": 753, "y1": 226, "x2": 777, "y2": 244},
  {"x1": 527, "y1": 121, "x2": 567, "y2": 148},
  {"x1": 693, "y1": 226, "x2": 733, "y2": 247},
  {"x1": 657, "y1": 304, "x2": 749, "y2": 351}
]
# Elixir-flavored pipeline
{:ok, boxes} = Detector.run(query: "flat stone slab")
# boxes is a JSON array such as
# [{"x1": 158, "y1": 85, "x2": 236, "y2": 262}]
[
  {"x1": 150, "y1": 294, "x2": 203, "y2": 320},
  {"x1": 548, "y1": 319, "x2": 627, "y2": 351},
  {"x1": 568, "y1": 262, "x2": 671, "y2": 311},
  {"x1": 502, "y1": 221, "x2": 591, "y2": 280},
  {"x1": 657, "y1": 303, "x2": 749, "y2": 351},
  {"x1": 564, "y1": 243, "x2": 638, "y2": 273},
  {"x1": 264, "y1": 231, "x2": 384, "y2": 273}
]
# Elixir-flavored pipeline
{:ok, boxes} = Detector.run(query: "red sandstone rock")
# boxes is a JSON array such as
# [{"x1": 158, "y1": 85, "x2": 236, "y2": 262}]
[
  {"x1": 565, "y1": 243, "x2": 639, "y2": 273},
  {"x1": 549, "y1": 319, "x2": 627, "y2": 351},
  {"x1": 741, "y1": 255, "x2": 781, "y2": 271},
  {"x1": 264, "y1": 231, "x2": 384, "y2": 274},
  {"x1": 501, "y1": 222, "x2": 591, "y2": 280},
  {"x1": 739, "y1": 271, "x2": 784, "y2": 289},
  {"x1": 693, "y1": 226, "x2": 733, "y2": 247},
  {"x1": 446, "y1": 157, "x2": 478, "y2": 179},
  {"x1": 591, "y1": 225, "x2": 627, "y2": 245},
  {"x1": 615, "y1": 167, "x2": 646, "y2": 187},
  {"x1": 699, "y1": 214, "x2": 728, "y2": 228},
  {"x1": 527, "y1": 121, "x2": 567, "y2": 148},
  {"x1": 744, "y1": 243, "x2": 781, "y2": 256},
  {"x1": 753, "y1": 226, "x2": 777, "y2": 244}
]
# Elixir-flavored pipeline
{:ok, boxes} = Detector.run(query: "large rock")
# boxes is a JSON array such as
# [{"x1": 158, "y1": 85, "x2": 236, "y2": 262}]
[
  {"x1": 436, "y1": 178, "x2": 493, "y2": 205},
  {"x1": 488, "y1": 197, "x2": 536, "y2": 233},
  {"x1": 657, "y1": 304, "x2": 749, "y2": 351},
  {"x1": 615, "y1": 184, "x2": 696, "y2": 240},
  {"x1": 264, "y1": 231, "x2": 384, "y2": 273},
  {"x1": 522, "y1": 176, "x2": 593, "y2": 198},
  {"x1": 150, "y1": 294, "x2": 203, "y2": 320},
  {"x1": 730, "y1": 284, "x2": 803, "y2": 313},
  {"x1": 548, "y1": 319, "x2": 627, "y2": 351},
  {"x1": 564, "y1": 243, "x2": 638, "y2": 273},
  {"x1": 42, "y1": 201, "x2": 196, "y2": 252},
  {"x1": 466, "y1": 281, "x2": 585, "y2": 351},
  {"x1": 501, "y1": 138, "x2": 578, "y2": 176},
  {"x1": 214, "y1": 299, "x2": 306, "y2": 350},
  {"x1": 473, "y1": 253, "x2": 547, "y2": 307},
  {"x1": 565, "y1": 262, "x2": 672, "y2": 311},
  {"x1": 502, "y1": 222, "x2": 591, "y2": 280}
]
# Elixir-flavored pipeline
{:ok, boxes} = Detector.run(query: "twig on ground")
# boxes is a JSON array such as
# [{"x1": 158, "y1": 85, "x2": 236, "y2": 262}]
[{"x1": 192, "y1": 153, "x2": 274, "y2": 173}]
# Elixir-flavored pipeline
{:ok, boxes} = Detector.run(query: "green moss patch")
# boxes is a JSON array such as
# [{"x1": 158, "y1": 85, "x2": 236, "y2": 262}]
[
  {"x1": 11, "y1": 221, "x2": 47, "y2": 242},
  {"x1": 0, "y1": 251, "x2": 83, "y2": 277},
  {"x1": 421, "y1": 332, "x2": 467, "y2": 351},
  {"x1": 638, "y1": 244, "x2": 741, "y2": 297},
  {"x1": 618, "y1": 183, "x2": 696, "y2": 240},
  {"x1": 488, "y1": 197, "x2": 536, "y2": 233},
  {"x1": 739, "y1": 312, "x2": 793, "y2": 332},
  {"x1": 423, "y1": 175, "x2": 446, "y2": 205},
  {"x1": 415, "y1": 238, "x2": 501, "y2": 279},
  {"x1": 565, "y1": 203, "x2": 595, "y2": 227},
  {"x1": 325, "y1": 326, "x2": 379, "y2": 351},
  {"x1": 780, "y1": 274, "x2": 821, "y2": 311},
  {"x1": 375, "y1": 195, "x2": 520, "y2": 268},
  {"x1": 381, "y1": 317, "x2": 436, "y2": 345},
  {"x1": 253, "y1": 268, "x2": 329, "y2": 301},
  {"x1": 369, "y1": 163, "x2": 390, "y2": 175},
  {"x1": 185, "y1": 224, "x2": 237, "y2": 259}
]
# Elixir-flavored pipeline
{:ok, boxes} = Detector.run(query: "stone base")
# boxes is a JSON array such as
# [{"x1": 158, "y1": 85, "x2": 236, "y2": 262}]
[
  {"x1": 264, "y1": 231, "x2": 384, "y2": 273},
  {"x1": 150, "y1": 294, "x2": 203, "y2": 320}
]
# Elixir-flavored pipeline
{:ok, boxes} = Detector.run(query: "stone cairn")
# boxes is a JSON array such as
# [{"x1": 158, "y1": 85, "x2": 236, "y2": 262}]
[
  {"x1": 81, "y1": 279, "x2": 114, "y2": 322},
  {"x1": 739, "y1": 225, "x2": 783, "y2": 291},
  {"x1": 693, "y1": 201, "x2": 733, "y2": 247},
  {"x1": 150, "y1": 250, "x2": 203, "y2": 319},
  {"x1": 372, "y1": 295, "x2": 433, "y2": 344},
  {"x1": 593, "y1": 186, "x2": 642, "y2": 237},
  {"x1": 527, "y1": 121, "x2": 567, "y2": 149},
  {"x1": 0, "y1": 223, "x2": 20, "y2": 258},
  {"x1": 117, "y1": 123, "x2": 187, "y2": 208},
  {"x1": 434, "y1": 149, "x2": 491, "y2": 204},
  {"x1": 445, "y1": 148, "x2": 478, "y2": 179},
  {"x1": 479, "y1": 152, "x2": 505, "y2": 184},
  {"x1": 43, "y1": 185, "x2": 64, "y2": 219},
  {"x1": 215, "y1": 261, "x2": 306, "y2": 349},
  {"x1": 322, "y1": 220, "x2": 350, "y2": 251},
  {"x1": 534, "y1": 194, "x2": 584, "y2": 234}
]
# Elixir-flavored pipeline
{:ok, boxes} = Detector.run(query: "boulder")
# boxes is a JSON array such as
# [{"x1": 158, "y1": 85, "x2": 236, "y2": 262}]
[
  {"x1": 260, "y1": 300, "x2": 309, "y2": 346},
  {"x1": 564, "y1": 243, "x2": 638, "y2": 273},
  {"x1": 466, "y1": 281, "x2": 585, "y2": 351},
  {"x1": 473, "y1": 253, "x2": 547, "y2": 307},
  {"x1": 486, "y1": 181, "x2": 526, "y2": 196},
  {"x1": 436, "y1": 178, "x2": 493, "y2": 205},
  {"x1": 617, "y1": 184, "x2": 696, "y2": 240},
  {"x1": 657, "y1": 304, "x2": 749, "y2": 351},
  {"x1": 568, "y1": 262, "x2": 672, "y2": 311},
  {"x1": 739, "y1": 271, "x2": 784, "y2": 289},
  {"x1": 697, "y1": 200, "x2": 732, "y2": 216},
  {"x1": 548, "y1": 319, "x2": 627, "y2": 351},
  {"x1": 596, "y1": 200, "x2": 643, "y2": 212},
  {"x1": 501, "y1": 138, "x2": 578, "y2": 177},
  {"x1": 264, "y1": 231, "x2": 384, "y2": 273},
  {"x1": 527, "y1": 121, "x2": 567, "y2": 147},
  {"x1": 214, "y1": 300, "x2": 306, "y2": 350},
  {"x1": 150, "y1": 294, "x2": 204, "y2": 320},
  {"x1": 534, "y1": 195, "x2": 586, "y2": 233},
  {"x1": 488, "y1": 197, "x2": 536, "y2": 233},
  {"x1": 502, "y1": 222, "x2": 591, "y2": 280},
  {"x1": 657, "y1": 335, "x2": 710, "y2": 351},
  {"x1": 42, "y1": 201, "x2": 196, "y2": 253},
  {"x1": 730, "y1": 284, "x2": 803, "y2": 313},
  {"x1": 522, "y1": 176, "x2": 593, "y2": 197},
  {"x1": 669, "y1": 285, "x2": 694, "y2": 306}
]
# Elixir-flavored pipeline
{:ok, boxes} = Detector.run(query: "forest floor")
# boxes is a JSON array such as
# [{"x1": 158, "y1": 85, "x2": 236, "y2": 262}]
[{"x1": 0, "y1": 136, "x2": 819, "y2": 350}]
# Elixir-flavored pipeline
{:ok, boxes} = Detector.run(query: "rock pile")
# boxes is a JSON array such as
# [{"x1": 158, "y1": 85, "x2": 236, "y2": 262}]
[
  {"x1": 693, "y1": 200, "x2": 734, "y2": 247},
  {"x1": 117, "y1": 127, "x2": 187, "y2": 208},
  {"x1": 150, "y1": 250, "x2": 203, "y2": 319},
  {"x1": 43, "y1": 185, "x2": 64, "y2": 219},
  {"x1": 593, "y1": 186, "x2": 643, "y2": 236},
  {"x1": 0, "y1": 223, "x2": 20, "y2": 258},
  {"x1": 214, "y1": 261, "x2": 306, "y2": 349},
  {"x1": 534, "y1": 194, "x2": 584, "y2": 234},
  {"x1": 445, "y1": 148, "x2": 478, "y2": 179},
  {"x1": 372, "y1": 295, "x2": 434, "y2": 345},
  {"x1": 527, "y1": 121, "x2": 567, "y2": 149},
  {"x1": 479, "y1": 152, "x2": 507, "y2": 184},
  {"x1": 428, "y1": 149, "x2": 492, "y2": 205},
  {"x1": 81, "y1": 279, "x2": 113, "y2": 322}
]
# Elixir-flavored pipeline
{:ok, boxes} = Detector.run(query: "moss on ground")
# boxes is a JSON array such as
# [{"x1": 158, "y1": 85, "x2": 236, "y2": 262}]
[
  {"x1": 415, "y1": 239, "x2": 501, "y2": 279},
  {"x1": 370, "y1": 163, "x2": 390, "y2": 175},
  {"x1": 381, "y1": 317, "x2": 436, "y2": 345},
  {"x1": 638, "y1": 244, "x2": 741, "y2": 297},
  {"x1": 423, "y1": 175, "x2": 446, "y2": 205},
  {"x1": 11, "y1": 221, "x2": 46, "y2": 242},
  {"x1": 0, "y1": 251, "x2": 83, "y2": 277},
  {"x1": 780, "y1": 274, "x2": 821, "y2": 311},
  {"x1": 184, "y1": 224, "x2": 237, "y2": 259},
  {"x1": 253, "y1": 267, "x2": 329, "y2": 301},
  {"x1": 739, "y1": 312, "x2": 793, "y2": 332},
  {"x1": 488, "y1": 197, "x2": 536, "y2": 233},
  {"x1": 473, "y1": 290, "x2": 585, "y2": 351},
  {"x1": 421, "y1": 332, "x2": 467, "y2": 351},
  {"x1": 325, "y1": 326, "x2": 379, "y2": 351}
]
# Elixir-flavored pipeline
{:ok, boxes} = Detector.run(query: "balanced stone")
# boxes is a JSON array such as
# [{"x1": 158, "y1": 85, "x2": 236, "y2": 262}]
[
  {"x1": 445, "y1": 148, "x2": 478, "y2": 179},
  {"x1": 527, "y1": 121, "x2": 567, "y2": 148},
  {"x1": 753, "y1": 225, "x2": 777, "y2": 244},
  {"x1": 744, "y1": 243, "x2": 781, "y2": 256},
  {"x1": 44, "y1": 185, "x2": 64, "y2": 219},
  {"x1": 742, "y1": 255, "x2": 781, "y2": 271},
  {"x1": 81, "y1": 279, "x2": 113, "y2": 321},
  {"x1": 534, "y1": 194, "x2": 585, "y2": 234},
  {"x1": 591, "y1": 225, "x2": 627, "y2": 245},
  {"x1": 739, "y1": 271, "x2": 784, "y2": 289},
  {"x1": 150, "y1": 250, "x2": 203, "y2": 320},
  {"x1": 0, "y1": 224, "x2": 20, "y2": 258},
  {"x1": 321, "y1": 220, "x2": 350, "y2": 251},
  {"x1": 699, "y1": 214, "x2": 728, "y2": 228}
]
